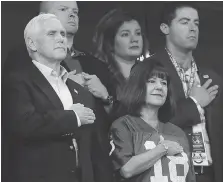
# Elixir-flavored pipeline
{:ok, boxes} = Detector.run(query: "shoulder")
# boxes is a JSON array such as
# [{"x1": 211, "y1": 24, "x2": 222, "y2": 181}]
[
  {"x1": 111, "y1": 115, "x2": 130, "y2": 129},
  {"x1": 83, "y1": 52, "x2": 107, "y2": 66},
  {"x1": 110, "y1": 115, "x2": 136, "y2": 131},
  {"x1": 75, "y1": 49, "x2": 109, "y2": 71}
]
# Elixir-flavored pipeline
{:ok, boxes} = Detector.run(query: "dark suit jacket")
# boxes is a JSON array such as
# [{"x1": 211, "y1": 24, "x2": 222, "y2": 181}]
[
  {"x1": 3, "y1": 45, "x2": 113, "y2": 182},
  {"x1": 2, "y1": 58, "x2": 112, "y2": 182},
  {"x1": 144, "y1": 49, "x2": 223, "y2": 182}
]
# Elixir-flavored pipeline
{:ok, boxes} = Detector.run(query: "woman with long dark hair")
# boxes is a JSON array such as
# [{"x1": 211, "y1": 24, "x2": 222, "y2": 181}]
[
  {"x1": 93, "y1": 8, "x2": 150, "y2": 99},
  {"x1": 109, "y1": 59, "x2": 196, "y2": 182}
]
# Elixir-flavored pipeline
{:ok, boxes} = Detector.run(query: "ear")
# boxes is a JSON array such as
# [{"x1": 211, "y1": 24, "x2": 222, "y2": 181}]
[
  {"x1": 27, "y1": 37, "x2": 37, "y2": 52},
  {"x1": 160, "y1": 23, "x2": 169, "y2": 35}
]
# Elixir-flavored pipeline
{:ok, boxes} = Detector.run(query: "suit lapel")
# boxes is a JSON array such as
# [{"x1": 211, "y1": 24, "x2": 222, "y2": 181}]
[
  {"x1": 29, "y1": 62, "x2": 64, "y2": 109},
  {"x1": 197, "y1": 66, "x2": 209, "y2": 86},
  {"x1": 66, "y1": 79, "x2": 95, "y2": 109},
  {"x1": 66, "y1": 79, "x2": 80, "y2": 103}
]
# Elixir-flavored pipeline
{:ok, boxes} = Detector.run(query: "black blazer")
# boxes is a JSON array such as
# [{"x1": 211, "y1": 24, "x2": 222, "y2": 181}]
[
  {"x1": 2, "y1": 58, "x2": 112, "y2": 182},
  {"x1": 144, "y1": 49, "x2": 223, "y2": 182}
]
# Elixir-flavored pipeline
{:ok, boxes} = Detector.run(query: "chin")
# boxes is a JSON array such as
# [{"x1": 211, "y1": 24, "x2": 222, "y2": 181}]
[
  {"x1": 54, "y1": 54, "x2": 67, "y2": 61},
  {"x1": 147, "y1": 101, "x2": 165, "y2": 107},
  {"x1": 154, "y1": 103, "x2": 165, "y2": 107},
  {"x1": 186, "y1": 42, "x2": 198, "y2": 50},
  {"x1": 66, "y1": 26, "x2": 78, "y2": 34},
  {"x1": 129, "y1": 53, "x2": 142, "y2": 60},
  {"x1": 130, "y1": 49, "x2": 142, "y2": 55}
]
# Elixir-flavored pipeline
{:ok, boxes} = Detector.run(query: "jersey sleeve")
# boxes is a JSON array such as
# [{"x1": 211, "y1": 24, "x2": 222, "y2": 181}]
[{"x1": 109, "y1": 117, "x2": 134, "y2": 171}]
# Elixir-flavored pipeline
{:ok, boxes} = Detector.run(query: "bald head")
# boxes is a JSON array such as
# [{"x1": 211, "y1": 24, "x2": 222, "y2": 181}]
[{"x1": 39, "y1": 1, "x2": 79, "y2": 34}]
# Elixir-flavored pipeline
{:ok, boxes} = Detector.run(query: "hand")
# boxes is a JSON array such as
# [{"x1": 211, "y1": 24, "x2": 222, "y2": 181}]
[
  {"x1": 190, "y1": 79, "x2": 218, "y2": 107},
  {"x1": 160, "y1": 140, "x2": 183, "y2": 156},
  {"x1": 69, "y1": 103, "x2": 95, "y2": 125},
  {"x1": 82, "y1": 72, "x2": 109, "y2": 100},
  {"x1": 68, "y1": 70, "x2": 85, "y2": 87}
]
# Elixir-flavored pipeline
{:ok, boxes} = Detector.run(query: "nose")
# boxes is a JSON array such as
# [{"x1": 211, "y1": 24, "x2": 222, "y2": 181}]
[
  {"x1": 130, "y1": 34, "x2": 139, "y2": 43},
  {"x1": 189, "y1": 22, "x2": 197, "y2": 32},
  {"x1": 154, "y1": 81, "x2": 163, "y2": 89},
  {"x1": 68, "y1": 10, "x2": 77, "y2": 18},
  {"x1": 69, "y1": 12, "x2": 75, "y2": 18},
  {"x1": 56, "y1": 33, "x2": 65, "y2": 43}
]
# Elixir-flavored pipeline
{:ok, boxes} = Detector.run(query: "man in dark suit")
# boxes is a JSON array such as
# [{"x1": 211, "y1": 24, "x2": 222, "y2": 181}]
[
  {"x1": 3, "y1": 2, "x2": 114, "y2": 182},
  {"x1": 142, "y1": 2, "x2": 222, "y2": 182},
  {"x1": 2, "y1": 13, "x2": 103, "y2": 182}
]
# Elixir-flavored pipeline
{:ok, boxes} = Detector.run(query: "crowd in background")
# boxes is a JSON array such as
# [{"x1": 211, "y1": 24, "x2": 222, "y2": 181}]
[{"x1": 2, "y1": 2, "x2": 223, "y2": 182}]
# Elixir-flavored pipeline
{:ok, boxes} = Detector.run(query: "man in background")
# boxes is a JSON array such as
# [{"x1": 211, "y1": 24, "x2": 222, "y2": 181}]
[{"x1": 143, "y1": 2, "x2": 223, "y2": 182}]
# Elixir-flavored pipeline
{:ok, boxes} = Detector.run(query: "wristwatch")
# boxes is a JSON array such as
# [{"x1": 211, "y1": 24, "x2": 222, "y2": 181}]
[{"x1": 103, "y1": 95, "x2": 114, "y2": 105}]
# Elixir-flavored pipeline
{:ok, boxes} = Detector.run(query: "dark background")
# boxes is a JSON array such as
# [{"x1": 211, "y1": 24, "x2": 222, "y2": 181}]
[{"x1": 2, "y1": 1, "x2": 223, "y2": 76}]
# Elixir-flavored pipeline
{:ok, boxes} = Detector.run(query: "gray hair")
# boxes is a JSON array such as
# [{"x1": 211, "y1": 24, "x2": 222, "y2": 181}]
[{"x1": 24, "y1": 13, "x2": 57, "y2": 56}]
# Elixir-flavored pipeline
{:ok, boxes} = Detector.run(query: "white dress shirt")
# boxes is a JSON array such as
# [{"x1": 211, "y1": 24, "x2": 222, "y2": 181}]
[{"x1": 32, "y1": 60, "x2": 81, "y2": 126}]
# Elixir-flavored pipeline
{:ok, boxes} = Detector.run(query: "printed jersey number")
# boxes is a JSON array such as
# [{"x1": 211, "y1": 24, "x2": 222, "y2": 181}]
[{"x1": 149, "y1": 142, "x2": 189, "y2": 182}]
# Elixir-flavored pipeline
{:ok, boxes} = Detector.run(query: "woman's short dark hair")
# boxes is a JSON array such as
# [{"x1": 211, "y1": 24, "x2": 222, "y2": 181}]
[
  {"x1": 116, "y1": 58, "x2": 175, "y2": 122},
  {"x1": 92, "y1": 8, "x2": 149, "y2": 86},
  {"x1": 160, "y1": 2, "x2": 199, "y2": 26}
]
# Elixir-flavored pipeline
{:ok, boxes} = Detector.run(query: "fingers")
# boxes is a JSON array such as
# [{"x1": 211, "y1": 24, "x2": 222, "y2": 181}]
[
  {"x1": 209, "y1": 90, "x2": 218, "y2": 101},
  {"x1": 82, "y1": 111, "x2": 96, "y2": 124},
  {"x1": 165, "y1": 140, "x2": 181, "y2": 148},
  {"x1": 202, "y1": 79, "x2": 212, "y2": 89},
  {"x1": 82, "y1": 73, "x2": 93, "y2": 80},
  {"x1": 72, "y1": 103, "x2": 84, "y2": 107},
  {"x1": 86, "y1": 119, "x2": 95, "y2": 124},
  {"x1": 83, "y1": 108, "x2": 95, "y2": 117},
  {"x1": 69, "y1": 70, "x2": 77, "y2": 75},
  {"x1": 210, "y1": 90, "x2": 218, "y2": 96},
  {"x1": 86, "y1": 115, "x2": 96, "y2": 121},
  {"x1": 207, "y1": 85, "x2": 218, "y2": 94},
  {"x1": 171, "y1": 143, "x2": 183, "y2": 154},
  {"x1": 82, "y1": 72, "x2": 89, "y2": 77},
  {"x1": 207, "y1": 85, "x2": 218, "y2": 103},
  {"x1": 159, "y1": 135, "x2": 164, "y2": 142},
  {"x1": 84, "y1": 80, "x2": 91, "y2": 87},
  {"x1": 84, "y1": 107, "x2": 94, "y2": 113}
]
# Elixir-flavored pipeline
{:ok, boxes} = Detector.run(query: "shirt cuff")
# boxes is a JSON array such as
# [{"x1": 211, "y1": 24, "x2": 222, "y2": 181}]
[
  {"x1": 73, "y1": 111, "x2": 81, "y2": 127},
  {"x1": 65, "y1": 108, "x2": 81, "y2": 127}
]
